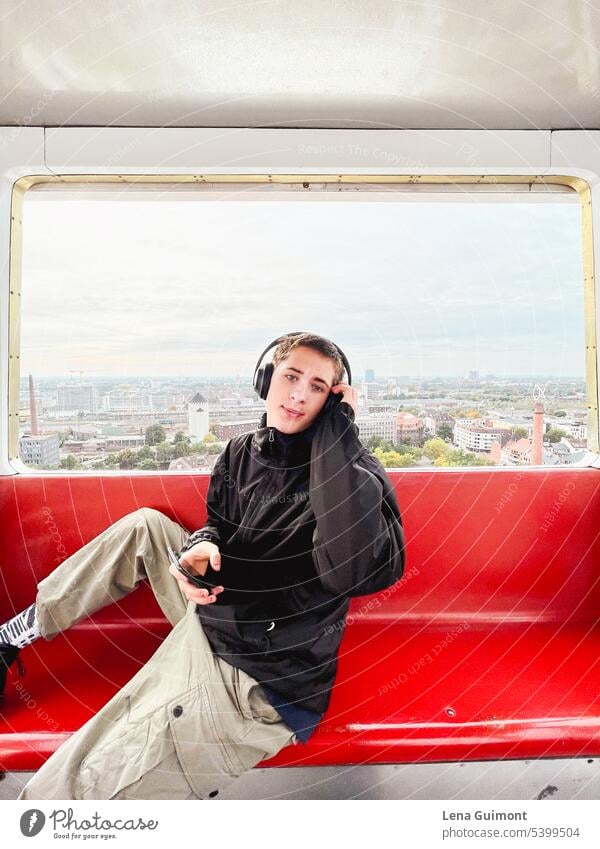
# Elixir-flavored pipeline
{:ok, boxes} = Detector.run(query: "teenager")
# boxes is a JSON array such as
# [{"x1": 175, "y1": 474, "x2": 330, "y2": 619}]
[{"x1": 1, "y1": 332, "x2": 405, "y2": 799}]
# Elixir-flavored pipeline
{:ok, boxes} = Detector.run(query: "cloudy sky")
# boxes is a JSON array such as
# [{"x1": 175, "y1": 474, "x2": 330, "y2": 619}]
[{"x1": 20, "y1": 196, "x2": 584, "y2": 380}]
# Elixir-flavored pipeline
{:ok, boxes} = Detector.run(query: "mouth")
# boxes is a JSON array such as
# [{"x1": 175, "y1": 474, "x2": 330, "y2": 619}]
[{"x1": 281, "y1": 405, "x2": 305, "y2": 419}]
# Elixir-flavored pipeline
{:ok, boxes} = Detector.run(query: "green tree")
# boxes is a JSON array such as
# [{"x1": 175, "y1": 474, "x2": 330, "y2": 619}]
[
  {"x1": 138, "y1": 458, "x2": 158, "y2": 470},
  {"x1": 155, "y1": 442, "x2": 175, "y2": 467},
  {"x1": 366, "y1": 436, "x2": 396, "y2": 453},
  {"x1": 423, "y1": 437, "x2": 449, "y2": 461},
  {"x1": 172, "y1": 442, "x2": 190, "y2": 459},
  {"x1": 437, "y1": 423, "x2": 454, "y2": 441},
  {"x1": 145, "y1": 424, "x2": 166, "y2": 446},
  {"x1": 512, "y1": 426, "x2": 528, "y2": 440},
  {"x1": 59, "y1": 454, "x2": 82, "y2": 470},
  {"x1": 545, "y1": 427, "x2": 567, "y2": 444},
  {"x1": 136, "y1": 445, "x2": 155, "y2": 462},
  {"x1": 434, "y1": 449, "x2": 488, "y2": 467},
  {"x1": 174, "y1": 430, "x2": 189, "y2": 443},
  {"x1": 397, "y1": 443, "x2": 423, "y2": 458},
  {"x1": 117, "y1": 449, "x2": 137, "y2": 469},
  {"x1": 374, "y1": 448, "x2": 418, "y2": 468}
]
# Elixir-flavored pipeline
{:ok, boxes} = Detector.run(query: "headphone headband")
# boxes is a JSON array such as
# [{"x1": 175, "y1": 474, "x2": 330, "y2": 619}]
[{"x1": 252, "y1": 331, "x2": 352, "y2": 389}]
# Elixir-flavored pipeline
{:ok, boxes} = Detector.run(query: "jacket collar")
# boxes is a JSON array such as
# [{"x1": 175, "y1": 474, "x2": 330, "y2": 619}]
[{"x1": 253, "y1": 411, "x2": 318, "y2": 464}]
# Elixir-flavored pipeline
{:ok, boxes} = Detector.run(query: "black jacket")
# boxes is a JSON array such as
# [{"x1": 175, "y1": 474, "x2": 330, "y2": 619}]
[{"x1": 180, "y1": 400, "x2": 405, "y2": 716}]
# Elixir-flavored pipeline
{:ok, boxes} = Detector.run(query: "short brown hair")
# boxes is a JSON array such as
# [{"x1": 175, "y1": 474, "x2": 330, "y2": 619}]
[{"x1": 271, "y1": 333, "x2": 345, "y2": 385}]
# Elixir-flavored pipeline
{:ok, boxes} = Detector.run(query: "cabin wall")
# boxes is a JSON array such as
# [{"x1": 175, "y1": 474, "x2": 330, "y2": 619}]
[{"x1": 0, "y1": 128, "x2": 598, "y2": 620}]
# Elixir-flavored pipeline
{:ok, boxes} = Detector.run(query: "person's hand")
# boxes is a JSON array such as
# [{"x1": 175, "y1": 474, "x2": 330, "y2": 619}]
[
  {"x1": 168, "y1": 541, "x2": 225, "y2": 605},
  {"x1": 330, "y1": 382, "x2": 359, "y2": 416}
]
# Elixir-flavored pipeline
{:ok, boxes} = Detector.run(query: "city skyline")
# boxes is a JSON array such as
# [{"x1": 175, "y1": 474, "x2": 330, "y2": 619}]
[{"x1": 20, "y1": 372, "x2": 587, "y2": 383}]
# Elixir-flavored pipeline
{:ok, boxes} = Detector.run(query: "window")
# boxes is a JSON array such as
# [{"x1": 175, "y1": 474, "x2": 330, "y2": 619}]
[{"x1": 13, "y1": 178, "x2": 592, "y2": 472}]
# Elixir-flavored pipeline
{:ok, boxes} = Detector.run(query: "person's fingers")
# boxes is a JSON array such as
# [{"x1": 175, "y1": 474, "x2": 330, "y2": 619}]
[
  {"x1": 169, "y1": 564, "x2": 220, "y2": 603},
  {"x1": 209, "y1": 549, "x2": 221, "y2": 571},
  {"x1": 169, "y1": 563, "x2": 184, "y2": 580},
  {"x1": 169, "y1": 563, "x2": 193, "y2": 587},
  {"x1": 182, "y1": 583, "x2": 215, "y2": 603},
  {"x1": 197, "y1": 595, "x2": 217, "y2": 604}
]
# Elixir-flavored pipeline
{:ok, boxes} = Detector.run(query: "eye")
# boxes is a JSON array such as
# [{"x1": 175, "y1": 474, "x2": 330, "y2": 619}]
[
  {"x1": 285, "y1": 374, "x2": 297, "y2": 382},
  {"x1": 313, "y1": 385, "x2": 324, "y2": 392}
]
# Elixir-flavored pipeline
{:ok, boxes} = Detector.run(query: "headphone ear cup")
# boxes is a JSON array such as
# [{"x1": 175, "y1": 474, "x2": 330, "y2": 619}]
[
  {"x1": 256, "y1": 362, "x2": 273, "y2": 400},
  {"x1": 254, "y1": 366, "x2": 263, "y2": 399},
  {"x1": 262, "y1": 362, "x2": 273, "y2": 399}
]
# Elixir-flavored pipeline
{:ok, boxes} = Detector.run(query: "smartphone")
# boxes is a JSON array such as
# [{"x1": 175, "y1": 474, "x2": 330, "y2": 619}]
[{"x1": 167, "y1": 545, "x2": 217, "y2": 593}]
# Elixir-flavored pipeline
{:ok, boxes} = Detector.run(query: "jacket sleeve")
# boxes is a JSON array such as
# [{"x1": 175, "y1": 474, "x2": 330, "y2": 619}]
[
  {"x1": 179, "y1": 441, "x2": 231, "y2": 553},
  {"x1": 310, "y1": 401, "x2": 405, "y2": 598}
]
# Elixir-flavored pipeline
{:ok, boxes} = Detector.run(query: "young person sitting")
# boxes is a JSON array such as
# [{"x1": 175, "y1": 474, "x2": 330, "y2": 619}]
[{"x1": 0, "y1": 331, "x2": 405, "y2": 799}]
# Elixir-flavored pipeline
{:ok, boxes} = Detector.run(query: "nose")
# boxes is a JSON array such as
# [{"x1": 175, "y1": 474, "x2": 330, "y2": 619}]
[{"x1": 289, "y1": 383, "x2": 307, "y2": 404}]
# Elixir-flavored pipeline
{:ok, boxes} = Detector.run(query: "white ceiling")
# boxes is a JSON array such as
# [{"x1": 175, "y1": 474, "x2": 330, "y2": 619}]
[{"x1": 1, "y1": 0, "x2": 600, "y2": 130}]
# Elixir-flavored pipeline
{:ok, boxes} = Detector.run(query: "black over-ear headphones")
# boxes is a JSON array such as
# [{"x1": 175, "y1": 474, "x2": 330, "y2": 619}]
[{"x1": 253, "y1": 332, "x2": 352, "y2": 416}]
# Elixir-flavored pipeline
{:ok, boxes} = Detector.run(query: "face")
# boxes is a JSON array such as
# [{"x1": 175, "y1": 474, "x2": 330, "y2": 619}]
[{"x1": 265, "y1": 345, "x2": 337, "y2": 432}]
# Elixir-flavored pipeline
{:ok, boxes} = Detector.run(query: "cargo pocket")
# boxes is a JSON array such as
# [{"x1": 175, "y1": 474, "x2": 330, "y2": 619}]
[
  {"x1": 79, "y1": 701, "x2": 173, "y2": 800},
  {"x1": 169, "y1": 674, "x2": 297, "y2": 796},
  {"x1": 168, "y1": 681, "x2": 246, "y2": 799}
]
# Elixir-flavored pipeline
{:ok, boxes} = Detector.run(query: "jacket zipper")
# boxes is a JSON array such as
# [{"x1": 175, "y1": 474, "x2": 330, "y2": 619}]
[{"x1": 238, "y1": 434, "x2": 280, "y2": 544}]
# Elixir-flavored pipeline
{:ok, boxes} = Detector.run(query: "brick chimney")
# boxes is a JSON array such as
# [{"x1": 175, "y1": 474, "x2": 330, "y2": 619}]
[{"x1": 531, "y1": 398, "x2": 544, "y2": 465}]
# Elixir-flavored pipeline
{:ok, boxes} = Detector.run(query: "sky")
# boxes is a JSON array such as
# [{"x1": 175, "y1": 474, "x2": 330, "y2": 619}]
[{"x1": 20, "y1": 197, "x2": 585, "y2": 380}]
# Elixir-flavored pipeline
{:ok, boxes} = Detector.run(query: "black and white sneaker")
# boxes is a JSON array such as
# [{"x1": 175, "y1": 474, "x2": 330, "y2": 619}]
[{"x1": 0, "y1": 643, "x2": 24, "y2": 703}]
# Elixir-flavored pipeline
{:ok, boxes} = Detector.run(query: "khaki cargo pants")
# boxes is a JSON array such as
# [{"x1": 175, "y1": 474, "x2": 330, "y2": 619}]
[{"x1": 16, "y1": 508, "x2": 298, "y2": 800}]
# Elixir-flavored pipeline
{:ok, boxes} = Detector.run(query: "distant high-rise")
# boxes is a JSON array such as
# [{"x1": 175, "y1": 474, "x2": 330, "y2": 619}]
[
  {"x1": 365, "y1": 369, "x2": 375, "y2": 382},
  {"x1": 56, "y1": 383, "x2": 97, "y2": 414},
  {"x1": 28, "y1": 374, "x2": 39, "y2": 435}
]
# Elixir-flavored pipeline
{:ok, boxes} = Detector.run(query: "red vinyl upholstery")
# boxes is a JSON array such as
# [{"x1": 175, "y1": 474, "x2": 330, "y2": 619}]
[{"x1": 1, "y1": 469, "x2": 599, "y2": 771}]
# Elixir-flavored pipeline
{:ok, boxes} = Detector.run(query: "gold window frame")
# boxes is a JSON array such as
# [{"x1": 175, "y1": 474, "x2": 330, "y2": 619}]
[{"x1": 8, "y1": 174, "x2": 597, "y2": 464}]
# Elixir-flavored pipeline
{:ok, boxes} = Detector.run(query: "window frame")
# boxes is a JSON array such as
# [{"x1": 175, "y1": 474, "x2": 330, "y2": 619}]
[{"x1": 8, "y1": 173, "x2": 597, "y2": 473}]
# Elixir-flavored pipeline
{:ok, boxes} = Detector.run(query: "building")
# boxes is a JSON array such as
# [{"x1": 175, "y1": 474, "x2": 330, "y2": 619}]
[
  {"x1": 545, "y1": 416, "x2": 588, "y2": 441},
  {"x1": 105, "y1": 435, "x2": 146, "y2": 451},
  {"x1": 454, "y1": 418, "x2": 512, "y2": 453},
  {"x1": 213, "y1": 419, "x2": 257, "y2": 440},
  {"x1": 360, "y1": 382, "x2": 379, "y2": 401},
  {"x1": 422, "y1": 410, "x2": 454, "y2": 436},
  {"x1": 56, "y1": 383, "x2": 97, "y2": 414},
  {"x1": 365, "y1": 404, "x2": 390, "y2": 414},
  {"x1": 169, "y1": 455, "x2": 213, "y2": 472},
  {"x1": 19, "y1": 433, "x2": 60, "y2": 467},
  {"x1": 187, "y1": 392, "x2": 209, "y2": 441},
  {"x1": 490, "y1": 437, "x2": 560, "y2": 467},
  {"x1": 354, "y1": 414, "x2": 397, "y2": 443},
  {"x1": 102, "y1": 392, "x2": 153, "y2": 412},
  {"x1": 396, "y1": 412, "x2": 425, "y2": 446},
  {"x1": 364, "y1": 369, "x2": 375, "y2": 382}
]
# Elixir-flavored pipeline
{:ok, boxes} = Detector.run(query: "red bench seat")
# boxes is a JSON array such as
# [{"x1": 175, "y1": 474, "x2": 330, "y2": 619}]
[{"x1": 1, "y1": 469, "x2": 599, "y2": 772}]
